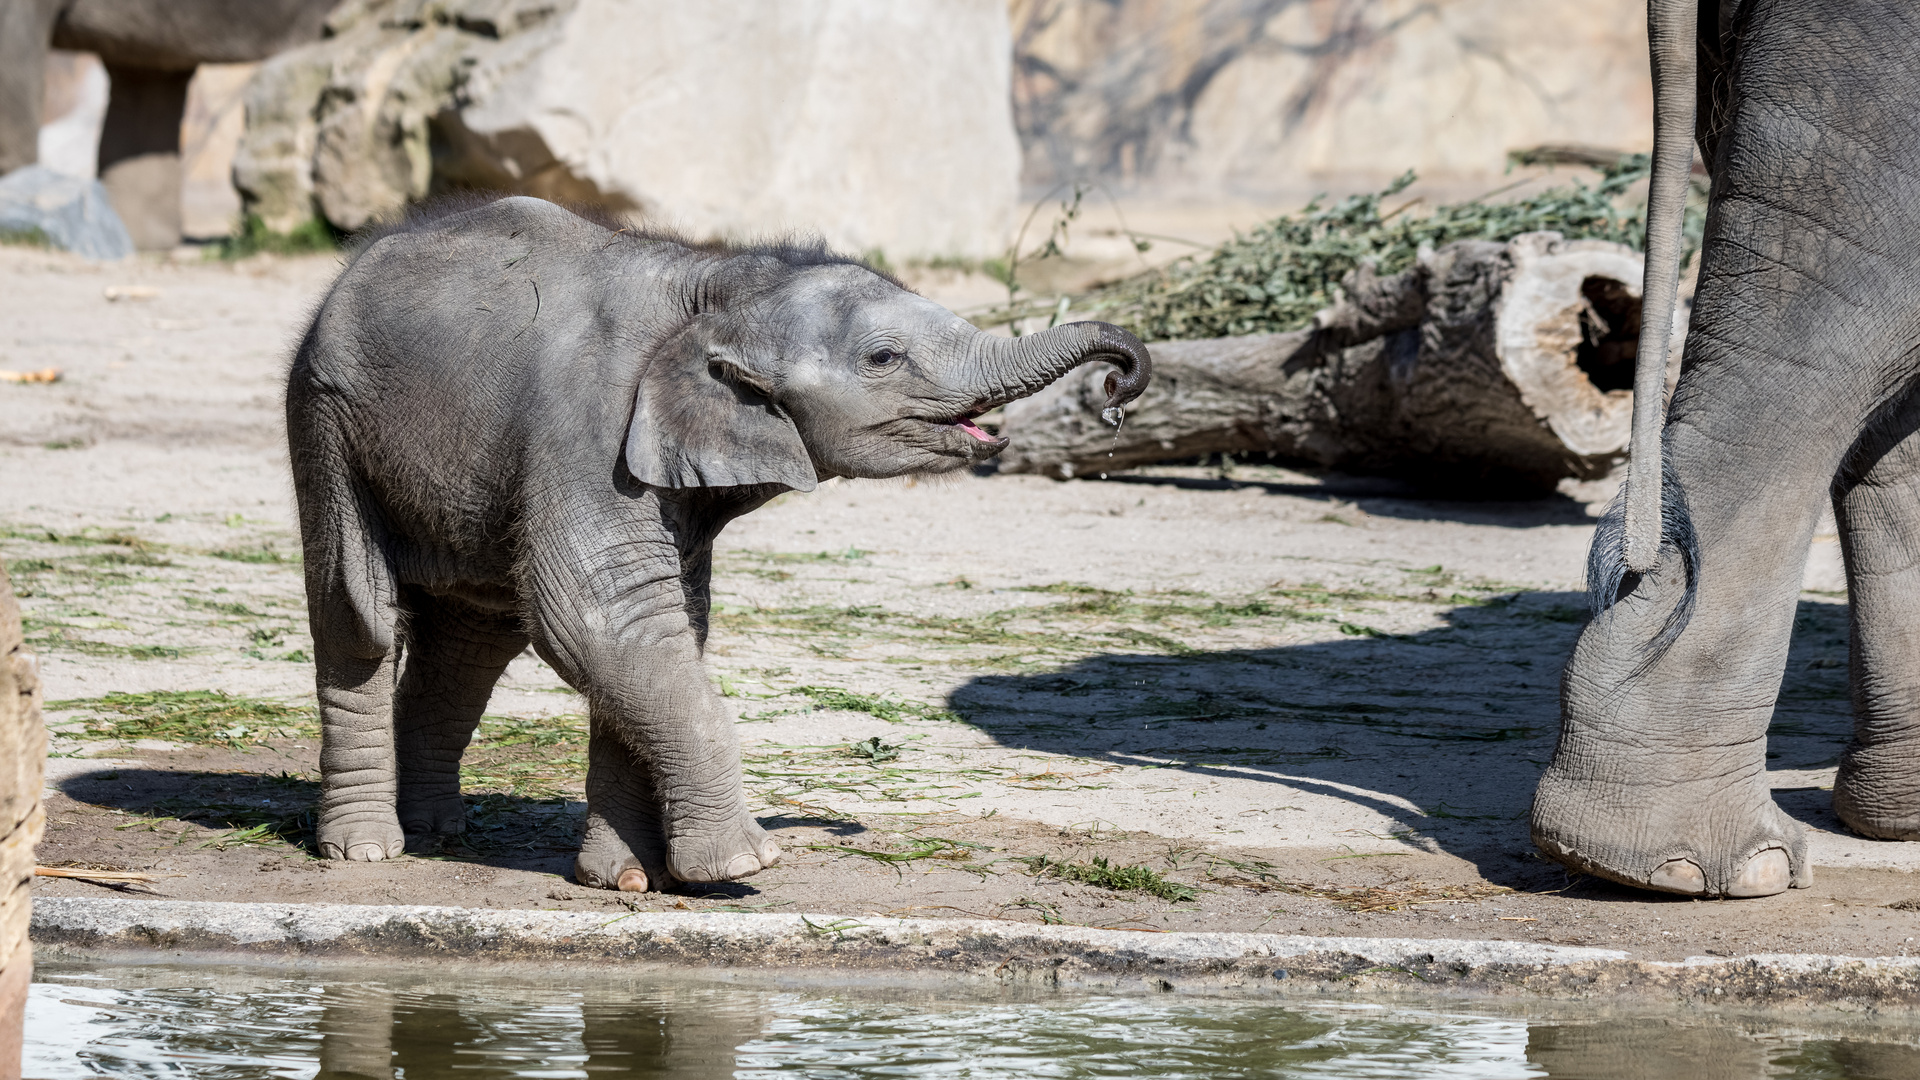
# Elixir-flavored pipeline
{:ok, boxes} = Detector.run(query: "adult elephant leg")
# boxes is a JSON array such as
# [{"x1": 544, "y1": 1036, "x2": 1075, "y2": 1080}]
[
  {"x1": 0, "y1": 0, "x2": 65, "y2": 174},
  {"x1": 391, "y1": 588, "x2": 528, "y2": 845},
  {"x1": 524, "y1": 491, "x2": 778, "y2": 889},
  {"x1": 1532, "y1": 405, "x2": 1830, "y2": 897},
  {"x1": 1832, "y1": 393, "x2": 1920, "y2": 838},
  {"x1": 1534, "y1": 0, "x2": 1920, "y2": 899}
]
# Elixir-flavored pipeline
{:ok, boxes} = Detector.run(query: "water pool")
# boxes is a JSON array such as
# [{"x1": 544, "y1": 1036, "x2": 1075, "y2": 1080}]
[{"x1": 24, "y1": 962, "x2": 1920, "y2": 1078}]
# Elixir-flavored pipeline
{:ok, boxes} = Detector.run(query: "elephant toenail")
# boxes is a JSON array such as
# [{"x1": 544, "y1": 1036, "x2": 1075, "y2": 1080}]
[
  {"x1": 757, "y1": 840, "x2": 783, "y2": 868},
  {"x1": 616, "y1": 867, "x2": 649, "y2": 892},
  {"x1": 1648, "y1": 858, "x2": 1706, "y2": 895},
  {"x1": 1726, "y1": 847, "x2": 1791, "y2": 898},
  {"x1": 346, "y1": 843, "x2": 389, "y2": 862},
  {"x1": 724, "y1": 853, "x2": 761, "y2": 879}
]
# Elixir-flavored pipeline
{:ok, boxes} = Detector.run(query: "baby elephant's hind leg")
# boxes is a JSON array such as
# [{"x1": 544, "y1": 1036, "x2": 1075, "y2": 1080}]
[
  {"x1": 393, "y1": 590, "x2": 528, "y2": 844},
  {"x1": 575, "y1": 726, "x2": 671, "y2": 892}
]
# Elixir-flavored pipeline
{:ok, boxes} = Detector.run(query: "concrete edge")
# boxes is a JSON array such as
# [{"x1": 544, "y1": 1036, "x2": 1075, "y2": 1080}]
[{"x1": 29, "y1": 897, "x2": 1920, "y2": 1008}]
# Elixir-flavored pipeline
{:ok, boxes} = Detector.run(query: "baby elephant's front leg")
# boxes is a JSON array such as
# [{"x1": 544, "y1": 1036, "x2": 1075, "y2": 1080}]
[
  {"x1": 641, "y1": 662, "x2": 782, "y2": 884},
  {"x1": 549, "y1": 616, "x2": 779, "y2": 891}
]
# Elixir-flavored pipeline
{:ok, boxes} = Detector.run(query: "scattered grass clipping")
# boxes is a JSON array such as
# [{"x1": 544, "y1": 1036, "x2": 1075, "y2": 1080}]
[
  {"x1": 797, "y1": 685, "x2": 963, "y2": 724},
  {"x1": 49, "y1": 690, "x2": 317, "y2": 746},
  {"x1": 1022, "y1": 854, "x2": 1197, "y2": 903}
]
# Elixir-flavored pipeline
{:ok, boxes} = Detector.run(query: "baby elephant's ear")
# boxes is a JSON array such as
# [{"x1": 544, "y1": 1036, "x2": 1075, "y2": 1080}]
[{"x1": 624, "y1": 324, "x2": 818, "y2": 492}]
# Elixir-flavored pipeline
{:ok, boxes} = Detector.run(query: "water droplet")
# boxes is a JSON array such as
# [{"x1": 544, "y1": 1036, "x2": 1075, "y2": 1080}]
[{"x1": 1101, "y1": 406, "x2": 1125, "y2": 428}]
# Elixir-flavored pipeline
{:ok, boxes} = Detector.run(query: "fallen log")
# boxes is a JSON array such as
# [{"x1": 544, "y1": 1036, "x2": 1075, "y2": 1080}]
[{"x1": 998, "y1": 232, "x2": 1673, "y2": 495}]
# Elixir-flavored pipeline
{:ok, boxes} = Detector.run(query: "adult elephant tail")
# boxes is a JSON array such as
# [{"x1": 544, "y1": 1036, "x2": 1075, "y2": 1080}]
[{"x1": 1621, "y1": 0, "x2": 1699, "y2": 573}]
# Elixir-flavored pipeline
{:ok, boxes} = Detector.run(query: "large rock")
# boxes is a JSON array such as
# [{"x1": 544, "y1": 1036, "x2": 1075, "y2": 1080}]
[
  {"x1": 236, "y1": 0, "x2": 1020, "y2": 259},
  {"x1": 1010, "y1": 0, "x2": 1653, "y2": 199},
  {"x1": 0, "y1": 163, "x2": 132, "y2": 258}
]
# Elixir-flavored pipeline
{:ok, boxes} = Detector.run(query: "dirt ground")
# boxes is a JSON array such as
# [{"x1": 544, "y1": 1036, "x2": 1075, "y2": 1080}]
[{"x1": 2, "y1": 242, "x2": 1912, "y2": 966}]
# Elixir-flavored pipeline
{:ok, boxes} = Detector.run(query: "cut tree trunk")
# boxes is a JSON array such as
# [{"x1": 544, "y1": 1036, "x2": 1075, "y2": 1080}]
[
  {"x1": 0, "y1": 567, "x2": 42, "y2": 1080},
  {"x1": 998, "y1": 232, "x2": 1678, "y2": 495}
]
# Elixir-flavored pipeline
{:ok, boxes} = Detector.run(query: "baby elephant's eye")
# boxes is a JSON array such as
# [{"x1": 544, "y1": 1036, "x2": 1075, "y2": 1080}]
[{"x1": 867, "y1": 348, "x2": 902, "y2": 366}]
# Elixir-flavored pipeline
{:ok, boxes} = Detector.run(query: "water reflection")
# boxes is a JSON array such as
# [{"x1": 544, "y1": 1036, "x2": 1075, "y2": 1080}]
[{"x1": 23, "y1": 963, "x2": 1920, "y2": 1078}]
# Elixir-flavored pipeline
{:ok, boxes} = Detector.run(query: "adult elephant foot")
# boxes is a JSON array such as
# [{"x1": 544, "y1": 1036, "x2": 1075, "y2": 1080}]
[
  {"x1": 1531, "y1": 756, "x2": 1808, "y2": 897},
  {"x1": 1834, "y1": 747, "x2": 1920, "y2": 840}
]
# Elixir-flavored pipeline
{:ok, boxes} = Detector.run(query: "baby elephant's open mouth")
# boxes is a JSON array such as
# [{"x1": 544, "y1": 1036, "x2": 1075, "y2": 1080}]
[
  {"x1": 952, "y1": 414, "x2": 997, "y2": 442},
  {"x1": 936, "y1": 409, "x2": 1006, "y2": 448}
]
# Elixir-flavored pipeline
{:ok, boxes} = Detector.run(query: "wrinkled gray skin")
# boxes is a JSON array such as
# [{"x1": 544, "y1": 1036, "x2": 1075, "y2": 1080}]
[
  {"x1": 1533, "y1": 0, "x2": 1920, "y2": 897},
  {"x1": 287, "y1": 196, "x2": 1151, "y2": 891}
]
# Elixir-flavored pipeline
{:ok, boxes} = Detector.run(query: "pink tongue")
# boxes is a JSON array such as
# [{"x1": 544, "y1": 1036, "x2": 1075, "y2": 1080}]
[{"x1": 957, "y1": 418, "x2": 996, "y2": 442}]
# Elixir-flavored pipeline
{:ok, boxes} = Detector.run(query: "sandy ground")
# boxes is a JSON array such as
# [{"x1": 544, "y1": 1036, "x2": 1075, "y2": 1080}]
[{"x1": 1, "y1": 242, "x2": 1908, "y2": 967}]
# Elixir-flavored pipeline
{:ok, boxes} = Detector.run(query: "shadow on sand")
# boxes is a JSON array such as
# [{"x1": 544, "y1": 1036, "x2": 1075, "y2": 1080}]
[{"x1": 948, "y1": 591, "x2": 1855, "y2": 892}]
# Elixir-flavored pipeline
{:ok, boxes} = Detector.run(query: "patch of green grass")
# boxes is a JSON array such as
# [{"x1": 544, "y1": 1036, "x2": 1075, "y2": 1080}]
[
  {"x1": 1021, "y1": 854, "x2": 1197, "y2": 902},
  {"x1": 456, "y1": 714, "x2": 590, "y2": 798},
  {"x1": 0, "y1": 225, "x2": 52, "y2": 249},
  {"x1": 208, "y1": 544, "x2": 298, "y2": 564},
  {"x1": 0, "y1": 526, "x2": 159, "y2": 552},
  {"x1": 48, "y1": 690, "x2": 317, "y2": 746},
  {"x1": 216, "y1": 214, "x2": 339, "y2": 259},
  {"x1": 845, "y1": 736, "x2": 903, "y2": 763},
  {"x1": 185, "y1": 597, "x2": 274, "y2": 618},
  {"x1": 25, "y1": 632, "x2": 184, "y2": 659},
  {"x1": 807, "y1": 835, "x2": 987, "y2": 865},
  {"x1": 798, "y1": 685, "x2": 964, "y2": 724}
]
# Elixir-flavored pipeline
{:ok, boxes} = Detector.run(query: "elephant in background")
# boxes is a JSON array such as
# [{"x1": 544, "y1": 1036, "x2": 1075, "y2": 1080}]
[
  {"x1": 0, "y1": 0, "x2": 334, "y2": 249},
  {"x1": 287, "y1": 195, "x2": 1149, "y2": 890},
  {"x1": 1533, "y1": 0, "x2": 1920, "y2": 896}
]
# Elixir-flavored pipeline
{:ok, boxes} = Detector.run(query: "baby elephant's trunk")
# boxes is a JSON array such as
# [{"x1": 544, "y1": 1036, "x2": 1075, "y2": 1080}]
[{"x1": 976, "y1": 321, "x2": 1153, "y2": 415}]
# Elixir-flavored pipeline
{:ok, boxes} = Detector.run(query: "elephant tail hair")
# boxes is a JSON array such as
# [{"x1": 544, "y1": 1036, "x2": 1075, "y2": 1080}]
[{"x1": 1587, "y1": 455, "x2": 1699, "y2": 661}]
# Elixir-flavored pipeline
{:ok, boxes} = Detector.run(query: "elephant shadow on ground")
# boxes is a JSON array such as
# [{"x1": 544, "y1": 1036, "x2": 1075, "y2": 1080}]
[
  {"x1": 1091, "y1": 471, "x2": 1601, "y2": 528},
  {"x1": 55, "y1": 765, "x2": 780, "y2": 898},
  {"x1": 948, "y1": 592, "x2": 1855, "y2": 892},
  {"x1": 52, "y1": 767, "x2": 590, "y2": 877}
]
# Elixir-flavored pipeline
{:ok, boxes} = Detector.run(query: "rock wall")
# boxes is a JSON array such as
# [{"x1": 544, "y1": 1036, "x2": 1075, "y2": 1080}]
[
  {"x1": 1011, "y1": 0, "x2": 1652, "y2": 198},
  {"x1": 236, "y1": 0, "x2": 1020, "y2": 259},
  {"x1": 0, "y1": 567, "x2": 44, "y2": 1080},
  {"x1": 37, "y1": 53, "x2": 264, "y2": 239}
]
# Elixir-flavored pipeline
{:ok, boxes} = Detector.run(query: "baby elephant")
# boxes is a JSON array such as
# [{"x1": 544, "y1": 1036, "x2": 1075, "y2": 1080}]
[{"x1": 287, "y1": 196, "x2": 1150, "y2": 891}]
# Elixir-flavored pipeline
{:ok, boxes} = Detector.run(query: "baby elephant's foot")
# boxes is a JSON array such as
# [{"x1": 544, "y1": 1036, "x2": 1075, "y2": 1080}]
[
  {"x1": 668, "y1": 815, "x2": 782, "y2": 883},
  {"x1": 317, "y1": 809, "x2": 405, "y2": 862},
  {"x1": 575, "y1": 812, "x2": 667, "y2": 892},
  {"x1": 398, "y1": 792, "x2": 467, "y2": 851},
  {"x1": 574, "y1": 852, "x2": 653, "y2": 893}
]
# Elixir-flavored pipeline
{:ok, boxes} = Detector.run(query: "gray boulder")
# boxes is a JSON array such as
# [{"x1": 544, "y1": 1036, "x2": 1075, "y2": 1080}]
[
  {"x1": 235, "y1": 0, "x2": 1020, "y2": 260},
  {"x1": 0, "y1": 165, "x2": 133, "y2": 259}
]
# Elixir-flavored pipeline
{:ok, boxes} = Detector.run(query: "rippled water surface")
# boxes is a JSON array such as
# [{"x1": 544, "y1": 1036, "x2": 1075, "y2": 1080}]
[{"x1": 25, "y1": 963, "x2": 1920, "y2": 1078}]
